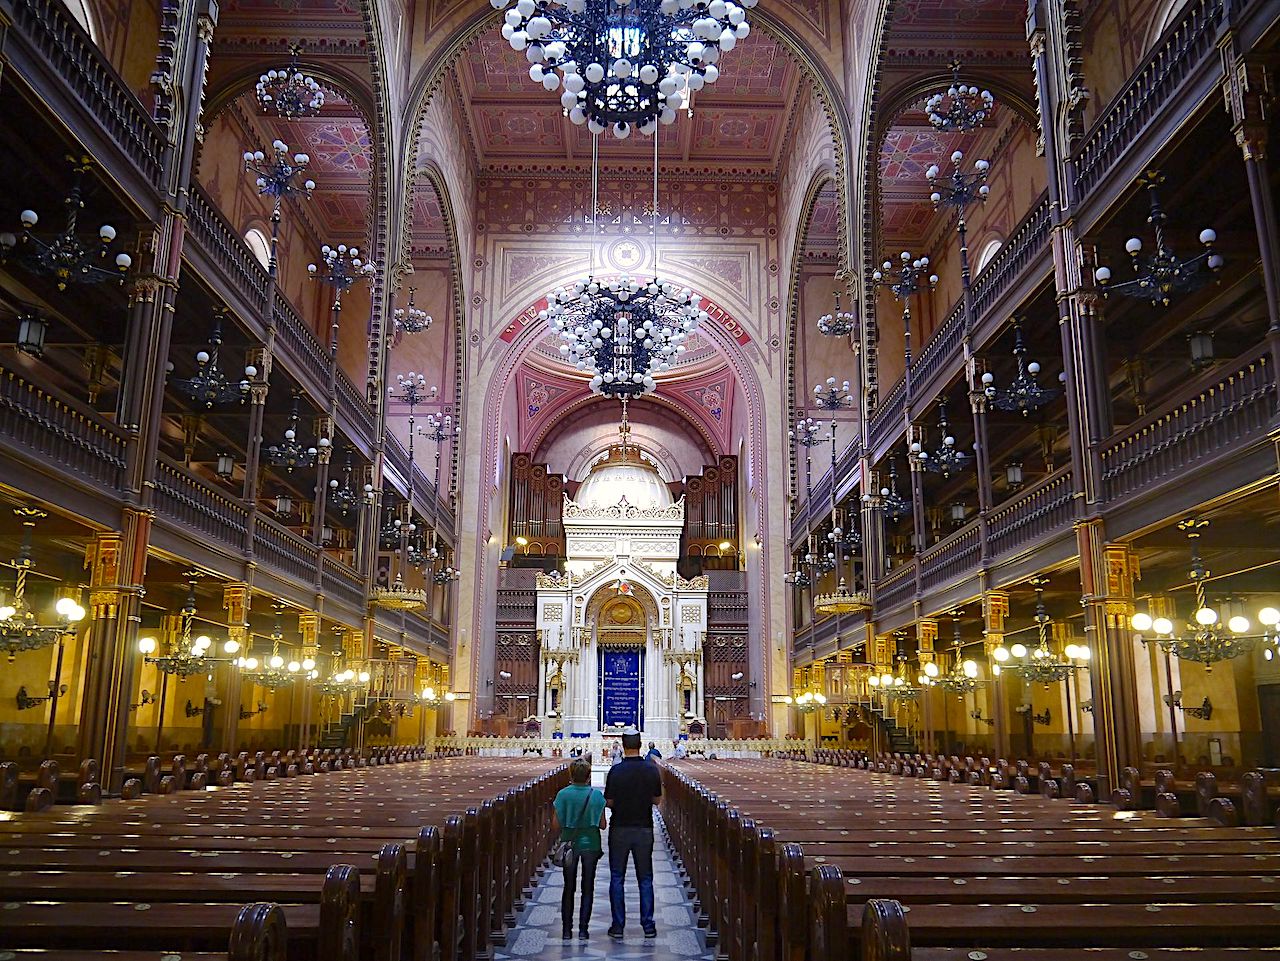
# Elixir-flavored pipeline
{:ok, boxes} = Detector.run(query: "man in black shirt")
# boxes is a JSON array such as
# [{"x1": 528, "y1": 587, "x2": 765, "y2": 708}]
[{"x1": 603, "y1": 726, "x2": 662, "y2": 940}]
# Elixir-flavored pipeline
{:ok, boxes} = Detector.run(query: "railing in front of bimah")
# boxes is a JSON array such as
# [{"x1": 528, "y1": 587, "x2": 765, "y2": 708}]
[{"x1": 427, "y1": 735, "x2": 795, "y2": 759}]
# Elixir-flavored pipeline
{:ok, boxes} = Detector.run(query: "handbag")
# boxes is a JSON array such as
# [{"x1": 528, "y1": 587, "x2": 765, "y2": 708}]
[{"x1": 551, "y1": 790, "x2": 594, "y2": 867}]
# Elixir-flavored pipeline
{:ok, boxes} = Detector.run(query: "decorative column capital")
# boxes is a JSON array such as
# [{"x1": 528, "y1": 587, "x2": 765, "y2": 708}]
[{"x1": 1222, "y1": 56, "x2": 1271, "y2": 162}]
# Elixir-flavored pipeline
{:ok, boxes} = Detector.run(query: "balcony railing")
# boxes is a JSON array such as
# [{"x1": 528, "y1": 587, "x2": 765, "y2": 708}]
[
  {"x1": 876, "y1": 561, "x2": 916, "y2": 612},
  {"x1": 987, "y1": 465, "x2": 1075, "y2": 559},
  {"x1": 0, "y1": 365, "x2": 127, "y2": 489},
  {"x1": 321, "y1": 554, "x2": 366, "y2": 613},
  {"x1": 335, "y1": 367, "x2": 374, "y2": 439},
  {"x1": 152, "y1": 457, "x2": 249, "y2": 553},
  {"x1": 186, "y1": 186, "x2": 269, "y2": 316},
  {"x1": 919, "y1": 521, "x2": 982, "y2": 592},
  {"x1": 253, "y1": 515, "x2": 320, "y2": 585},
  {"x1": 869, "y1": 377, "x2": 908, "y2": 452},
  {"x1": 384, "y1": 434, "x2": 412, "y2": 488},
  {"x1": 1101, "y1": 346, "x2": 1275, "y2": 504},
  {"x1": 2, "y1": 0, "x2": 165, "y2": 190},
  {"x1": 1072, "y1": 0, "x2": 1225, "y2": 201},
  {"x1": 969, "y1": 191, "x2": 1052, "y2": 320},
  {"x1": 272, "y1": 290, "x2": 329, "y2": 393}
]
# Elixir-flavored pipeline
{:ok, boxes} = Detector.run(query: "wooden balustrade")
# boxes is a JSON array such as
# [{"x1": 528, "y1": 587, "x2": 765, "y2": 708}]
[
  {"x1": 869, "y1": 378, "x2": 907, "y2": 452},
  {"x1": 919, "y1": 521, "x2": 981, "y2": 592},
  {"x1": 186, "y1": 186, "x2": 269, "y2": 315},
  {"x1": 1101, "y1": 347, "x2": 1275, "y2": 503},
  {"x1": 968, "y1": 190, "x2": 1052, "y2": 319},
  {"x1": 321, "y1": 554, "x2": 365, "y2": 612},
  {"x1": 0, "y1": 366, "x2": 128, "y2": 489},
  {"x1": 384, "y1": 434, "x2": 413, "y2": 488},
  {"x1": 272, "y1": 291, "x2": 330, "y2": 393},
  {"x1": 153, "y1": 456, "x2": 249, "y2": 552},
  {"x1": 876, "y1": 561, "x2": 916, "y2": 612},
  {"x1": 253, "y1": 515, "x2": 321, "y2": 585},
  {"x1": 1, "y1": 0, "x2": 164, "y2": 189},
  {"x1": 1072, "y1": 0, "x2": 1225, "y2": 200},
  {"x1": 335, "y1": 367, "x2": 374, "y2": 439},
  {"x1": 986, "y1": 465, "x2": 1075, "y2": 559}
]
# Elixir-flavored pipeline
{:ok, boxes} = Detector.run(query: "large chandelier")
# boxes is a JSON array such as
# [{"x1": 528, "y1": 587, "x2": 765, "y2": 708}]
[
  {"x1": 238, "y1": 612, "x2": 315, "y2": 690},
  {"x1": 0, "y1": 158, "x2": 132, "y2": 290},
  {"x1": 817, "y1": 289, "x2": 857, "y2": 337},
  {"x1": 981, "y1": 321, "x2": 1060, "y2": 416},
  {"x1": 265, "y1": 392, "x2": 323, "y2": 472},
  {"x1": 875, "y1": 457, "x2": 911, "y2": 524},
  {"x1": 910, "y1": 401, "x2": 970, "y2": 478},
  {"x1": 925, "y1": 61, "x2": 994, "y2": 132},
  {"x1": 0, "y1": 508, "x2": 85, "y2": 662},
  {"x1": 870, "y1": 653, "x2": 920, "y2": 702},
  {"x1": 137, "y1": 578, "x2": 240, "y2": 679},
  {"x1": 788, "y1": 690, "x2": 827, "y2": 714},
  {"x1": 545, "y1": 275, "x2": 704, "y2": 398},
  {"x1": 393, "y1": 287, "x2": 432, "y2": 335},
  {"x1": 173, "y1": 312, "x2": 255, "y2": 409},
  {"x1": 493, "y1": 0, "x2": 755, "y2": 137},
  {"x1": 814, "y1": 577, "x2": 869, "y2": 616},
  {"x1": 256, "y1": 45, "x2": 325, "y2": 119},
  {"x1": 1130, "y1": 518, "x2": 1280, "y2": 669},
  {"x1": 992, "y1": 577, "x2": 1089, "y2": 686},
  {"x1": 1094, "y1": 171, "x2": 1223, "y2": 307},
  {"x1": 923, "y1": 617, "x2": 980, "y2": 695}
]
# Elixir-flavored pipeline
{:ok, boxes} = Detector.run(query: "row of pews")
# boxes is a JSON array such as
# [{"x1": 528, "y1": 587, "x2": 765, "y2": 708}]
[
  {"x1": 0, "y1": 751, "x2": 566, "y2": 961},
  {"x1": 661, "y1": 756, "x2": 1280, "y2": 961},
  {"x1": 805, "y1": 749, "x2": 1280, "y2": 827},
  {"x1": 2, "y1": 746, "x2": 427, "y2": 812}
]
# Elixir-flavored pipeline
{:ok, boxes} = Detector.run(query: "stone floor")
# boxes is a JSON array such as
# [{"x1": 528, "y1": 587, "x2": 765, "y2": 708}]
[{"x1": 495, "y1": 811, "x2": 712, "y2": 961}]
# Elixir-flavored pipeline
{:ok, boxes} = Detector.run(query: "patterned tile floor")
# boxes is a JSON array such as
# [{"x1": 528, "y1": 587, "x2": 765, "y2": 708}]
[{"x1": 495, "y1": 811, "x2": 712, "y2": 960}]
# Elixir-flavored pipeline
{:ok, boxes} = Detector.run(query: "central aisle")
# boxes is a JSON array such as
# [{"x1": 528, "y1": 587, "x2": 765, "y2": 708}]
[{"x1": 496, "y1": 772, "x2": 712, "y2": 960}]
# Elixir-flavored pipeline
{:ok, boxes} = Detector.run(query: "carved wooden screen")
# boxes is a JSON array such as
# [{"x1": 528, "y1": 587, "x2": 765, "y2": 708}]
[
  {"x1": 494, "y1": 631, "x2": 540, "y2": 719},
  {"x1": 704, "y1": 578, "x2": 750, "y2": 735},
  {"x1": 509, "y1": 454, "x2": 565, "y2": 558}
]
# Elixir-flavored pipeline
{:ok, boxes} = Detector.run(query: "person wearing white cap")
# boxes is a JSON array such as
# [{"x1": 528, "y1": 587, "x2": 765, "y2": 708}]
[{"x1": 603, "y1": 725, "x2": 662, "y2": 940}]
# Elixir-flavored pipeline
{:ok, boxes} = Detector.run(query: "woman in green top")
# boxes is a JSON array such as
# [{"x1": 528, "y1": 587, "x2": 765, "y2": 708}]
[{"x1": 551, "y1": 757, "x2": 607, "y2": 940}]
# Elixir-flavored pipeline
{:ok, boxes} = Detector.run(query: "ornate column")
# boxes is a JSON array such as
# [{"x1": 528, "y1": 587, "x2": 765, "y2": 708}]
[
  {"x1": 981, "y1": 591, "x2": 1011, "y2": 758},
  {"x1": 916, "y1": 618, "x2": 937, "y2": 753},
  {"x1": 1220, "y1": 56, "x2": 1280, "y2": 374},
  {"x1": 298, "y1": 611, "x2": 320, "y2": 748},
  {"x1": 311, "y1": 415, "x2": 334, "y2": 547},
  {"x1": 218, "y1": 582, "x2": 250, "y2": 751},
  {"x1": 1078, "y1": 528, "x2": 1143, "y2": 798}
]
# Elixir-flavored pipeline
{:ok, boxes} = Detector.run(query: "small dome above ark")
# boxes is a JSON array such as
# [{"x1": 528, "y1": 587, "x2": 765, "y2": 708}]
[{"x1": 575, "y1": 446, "x2": 673, "y2": 510}]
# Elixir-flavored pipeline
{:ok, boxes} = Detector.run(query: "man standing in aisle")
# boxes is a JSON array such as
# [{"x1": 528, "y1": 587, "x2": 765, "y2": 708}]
[{"x1": 604, "y1": 725, "x2": 662, "y2": 940}]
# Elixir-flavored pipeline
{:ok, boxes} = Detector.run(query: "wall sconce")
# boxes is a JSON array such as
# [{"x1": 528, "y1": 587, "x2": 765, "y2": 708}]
[
  {"x1": 1015, "y1": 703, "x2": 1051, "y2": 725},
  {"x1": 129, "y1": 689, "x2": 156, "y2": 712},
  {"x1": 969, "y1": 709, "x2": 994, "y2": 726},
  {"x1": 16, "y1": 681, "x2": 67, "y2": 710},
  {"x1": 1005, "y1": 462, "x2": 1024, "y2": 491},
  {"x1": 730, "y1": 671, "x2": 744, "y2": 681},
  {"x1": 239, "y1": 702, "x2": 269, "y2": 720},
  {"x1": 184, "y1": 698, "x2": 206, "y2": 718},
  {"x1": 16, "y1": 310, "x2": 48, "y2": 357},
  {"x1": 498, "y1": 670, "x2": 512, "y2": 680},
  {"x1": 1164, "y1": 690, "x2": 1213, "y2": 720},
  {"x1": 216, "y1": 452, "x2": 235, "y2": 481},
  {"x1": 1187, "y1": 330, "x2": 1215, "y2": 370}
]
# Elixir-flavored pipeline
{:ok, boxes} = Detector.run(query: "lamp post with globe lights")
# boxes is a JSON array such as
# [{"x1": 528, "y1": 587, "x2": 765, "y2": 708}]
[
  {"x1": 243, "y1": 140, "x2": 315, "y2": 278},
  {"x1": 872, "y1": 251, "x2": 938, "y2": 385},
  {"x1": 421, "y1": 409, "x2": 462, "y2": 589}
]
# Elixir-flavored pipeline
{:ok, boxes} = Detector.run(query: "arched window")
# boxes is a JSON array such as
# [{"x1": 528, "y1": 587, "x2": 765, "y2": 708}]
[
  {"x1": 61, "y1": 0, "x2": 97, "y2": 40},
  {"x1": 244, "y1": 228, "x2": 271, "y2": 269},
  {"x1": 976, "y1": 238, "x2": 1003, "y2": 273}
]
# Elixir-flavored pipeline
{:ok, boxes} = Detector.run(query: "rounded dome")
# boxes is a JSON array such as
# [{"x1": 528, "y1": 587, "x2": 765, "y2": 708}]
[{"x1": 576, "y1": 449, "x2": 672, "y2": 510}]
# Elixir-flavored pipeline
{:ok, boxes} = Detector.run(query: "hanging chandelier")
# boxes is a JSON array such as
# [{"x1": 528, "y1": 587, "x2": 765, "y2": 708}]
[
  {"x1": 317, "y1": 664, "x2": 371, "y2": 696},
  {"x1": 393, "y1": 286, "x2": 432, "y2": 335},
  {"x1": 492, "y1": 0, "x2": 754, "y2": 137},
  {"x1": 137, "y1": 577, "x2": 240, "y2": 679},
  {"x1": 173, "y1": 312, "x2": 255, "y2": 409},
  {"x1": 789, "y1": 689, "x2": 827, "y2": 714},
  {"x1": 0, "y1": 508, "x2": 85, "y2": 662},
  {"x1": 545, "y1": 275, "x2": 704, "y2": 398},
  {"x1": 814, "y1": 577, "x2": 869, "y2": 616},
  {"x1": 329, "y1": 449, "x2": 358, "y2": 517},
  {"x1": 924, "y1": 617, "x2": 980, "y2": 695},
  {"x1": 817, "y1": 289, "x2": 857, "y2": 337},
  {"x1": 982, "y1": 321, "x2": 1060, "y2": 416},
  {"x1": 265, "y1": 392, "x2": 322, "y2": 472},
  {"x1": 875, "y1": 457, "x2": 911, "y2": 524},
  {"x1": 1129, "y1": 518, "x2": 1279, "y2": 669},
  {"x1": 870, "y1": 653, "x2": 920, "y2": 702},
  {"x1": 784, "y1": 564, "x2": 811, "y2": 590},
  {"x1": 910, "y1": 400, "x2": 970, "y2": 478},
  {"x1": 256, "y1": 45, "x2": 325, "y2": 119},
  {"x1": 1094, "y1": 171, "x2": 1223, "y2": 307},
  {"x1": 992, "y1": 577, "x2": 1090, "y2": 686},
  {"x1": 238, "y1": 612, "x2": 315, "y2": 690},
  {"x1": 925, "y1": 61, "x2": 994, "y2": 132},
  {"x1": 0, "y1": 158, "x2": 132, "y2": 290}
]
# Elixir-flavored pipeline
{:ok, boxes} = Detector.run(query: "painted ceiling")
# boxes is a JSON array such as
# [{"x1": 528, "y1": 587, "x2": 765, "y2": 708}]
[{"x1": 456, "y1": 30, "x2": 799, "y2": 173}]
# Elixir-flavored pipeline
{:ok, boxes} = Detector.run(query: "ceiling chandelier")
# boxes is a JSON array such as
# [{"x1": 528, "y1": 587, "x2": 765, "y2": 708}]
[
  {"x1": 814, "y1": 577, "x2": 869, "y2": 616},
  {"x1": 0, "y1": 508, "x2": 85, "y2": 662},
  {"x1": 422, "y1": 410, "x2": 462, "y2": 586},
  {"x1": 493, "y1": 0, "x2": 755, "y2": 137},
  {"x1": 873, "y1": 250, "x2": 937, "y2": 368},
  {"x1": 137, "y1": 577, "x2": 240, "y2": 679},
  {"x1": 923, "y1": 616, "x2": 980, "y2": 695},
  {"x1": 992, "y1": 576, "x2": 1090, "y2": 686},
  {"x1": 788, "y1": 689, "x2": 827, "y2": 714},
  {"x1": 925, "y1": 60, "x2": 994, "y2": 132},
  {"x1": 265, "y1": 392, "x2": 323, "y2": 472},
  {"x1": 981, "y1": 321, "x2": 1060, "y2": 416},
  {"x1": 329, "y1": 449, "x2": 359, "y2": 517},
  {"x1": 256, "y1": 44, "x2": 325, "y2": 119},
  {"x1": 0, "y1": 158, "x2": 132, "y2": 290},
  {"x1": 393, "y1": 286, "x2": 432, "y2": 335},
  {"x1": 870, "y1": 651, "x2": 920, "y2": 702},
  {"x1": 1094, "y1": 171, "x2": 1223, "y2": 307},
  {"x1": 817, "y1": 288, "x2": 857, "y2": 337},
  {"x1": 173, "y1": 312, "x2": 255, "y2": 409},
  {"x1": 546, "y1": 275, "x2": 704, "y2": 397},
  {"x1": 874, "y1": 457, "x2": 911, "y2": 524},
  {"x1": 910, "y1": 400, "x2": 970, "y2": 478},
  {"x1": 1130, "y1": 518, "x2": 1280, "y2": 669},
  {"x1": 238, "y1": 611, "x2": 316, "y2": 689}
]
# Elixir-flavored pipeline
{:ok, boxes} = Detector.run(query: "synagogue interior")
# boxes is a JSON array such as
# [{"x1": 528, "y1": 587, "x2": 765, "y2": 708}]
[{"x1": 0, "y1": 0, "x2": 1278, "y2": 956}]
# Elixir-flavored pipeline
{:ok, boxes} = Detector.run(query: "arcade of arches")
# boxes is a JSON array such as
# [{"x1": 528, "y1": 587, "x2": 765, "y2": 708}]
[{"x1": 0, "y1": 0, "x2": 1279, "y2": 955}]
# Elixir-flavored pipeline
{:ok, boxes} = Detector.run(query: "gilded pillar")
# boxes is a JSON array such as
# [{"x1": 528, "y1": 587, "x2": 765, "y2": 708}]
[
  {"x1": 311, "y1": 416, "x2": 334, "y2": 549},
  {"x1": 219, "y1": 583, "x2": 250, "y2": 751},
  {"x1": 917, "y1": 618, "x2": 937, "y2": 752},
  {"x1": 982, "y1": 591, "x2": 1011, "y2": 757}
]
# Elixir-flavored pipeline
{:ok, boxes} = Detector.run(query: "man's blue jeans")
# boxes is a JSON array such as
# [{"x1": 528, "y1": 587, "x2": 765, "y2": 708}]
[{"x1": 607, "y1": 825, "x2": 655, "y2": 930}]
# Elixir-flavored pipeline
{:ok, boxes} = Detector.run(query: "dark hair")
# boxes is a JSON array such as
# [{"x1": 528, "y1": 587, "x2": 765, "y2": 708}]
[
  {"x1": 570, "y1": 758, "x2": 591, "y2": 784},
  {"x1": 622, "y1": 732, "x2": 641, "y2": 751}
]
